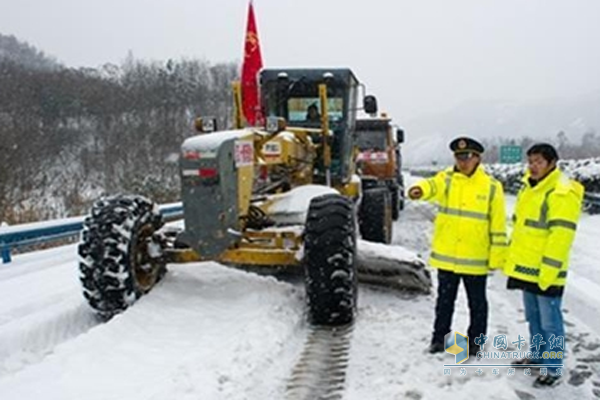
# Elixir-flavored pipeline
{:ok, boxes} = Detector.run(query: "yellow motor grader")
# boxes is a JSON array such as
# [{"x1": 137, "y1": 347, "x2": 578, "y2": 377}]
[{"x1": 78, "y1": 68, "x2": 431, "y2": 326}]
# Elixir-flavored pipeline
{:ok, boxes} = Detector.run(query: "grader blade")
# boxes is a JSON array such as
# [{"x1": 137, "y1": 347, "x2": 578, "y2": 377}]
[{"x1": 355, "y1": 240, "x2": 432, "y2": 293}]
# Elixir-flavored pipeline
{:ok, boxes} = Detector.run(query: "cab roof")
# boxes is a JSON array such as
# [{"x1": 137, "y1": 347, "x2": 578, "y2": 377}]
[
  {"x1": 356, "y1": 117, "x2": 392, "y2": 129},
  {"x1": 259, "y1": 68, "x2": 360, "y2": 85}
]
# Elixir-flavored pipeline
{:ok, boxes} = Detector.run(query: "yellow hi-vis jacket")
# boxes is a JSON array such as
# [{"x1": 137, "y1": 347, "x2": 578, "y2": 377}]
[
  {"x1": 504, "y1": 169, "x2": 584, "y2": 290},
  {"x1": 412, "y1": 165, "x2": 507, "y2": 275}
]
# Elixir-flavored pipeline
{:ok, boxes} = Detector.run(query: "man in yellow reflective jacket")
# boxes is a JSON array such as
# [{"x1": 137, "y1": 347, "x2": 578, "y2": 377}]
[
  {"x1": 504, "y1": 143, "x2": 584, "y2": 387},
  {"x1": 409, "y1": 137, "x2": 507, "y2": 354}
]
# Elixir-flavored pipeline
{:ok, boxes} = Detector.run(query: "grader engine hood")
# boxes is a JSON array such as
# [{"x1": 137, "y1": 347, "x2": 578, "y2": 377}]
[{"x1": 178, "y1": 129, "x2": 254, "y2": 259}]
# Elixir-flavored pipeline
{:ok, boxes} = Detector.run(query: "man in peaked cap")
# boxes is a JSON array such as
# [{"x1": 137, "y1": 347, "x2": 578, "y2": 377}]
[
  {"x1": 408, "y1": 136, "x2": 507, "y2": 355},
  {"x1": 450, "y1": 136, "x2": 485, "y2": 155}
]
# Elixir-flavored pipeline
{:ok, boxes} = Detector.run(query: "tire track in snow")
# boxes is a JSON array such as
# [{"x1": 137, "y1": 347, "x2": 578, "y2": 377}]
[{"x1": 285, "y1": 324, "x2": 353, "y2": 400}]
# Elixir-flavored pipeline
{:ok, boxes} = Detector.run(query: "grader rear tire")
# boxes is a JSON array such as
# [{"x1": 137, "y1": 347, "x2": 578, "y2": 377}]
[
  {"x1": 78, "y1": 195, "x2": 165, "y2": 319},
  {"x1": 303, "y1": 194, "x2": 357, "y2": 326},
  {"x1": 390, "y1": 184, "x2": 400, "y2": 221},
  {"x1": 359, "y1": 188, "x2": 393, "y2": 244}
]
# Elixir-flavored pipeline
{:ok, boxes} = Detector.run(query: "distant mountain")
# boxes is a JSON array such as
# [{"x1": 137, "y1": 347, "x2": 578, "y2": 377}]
[
  {"x1": 402, "y1": 91, "x2": 600, "y2": 166},
  {"x1": 0, "y1": 33, "x2": 61, "y2": 70}
]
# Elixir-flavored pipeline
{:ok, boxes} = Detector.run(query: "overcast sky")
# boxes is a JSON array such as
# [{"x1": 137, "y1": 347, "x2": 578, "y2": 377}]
[{"x1": 2, "y1": 0, "x2": 600, "y2": 120}]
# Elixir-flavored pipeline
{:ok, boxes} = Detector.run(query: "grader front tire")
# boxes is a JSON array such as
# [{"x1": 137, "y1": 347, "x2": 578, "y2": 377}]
[
  {"x1": 303, "y1": 194, "x2": 358, "y2": 326},
  {"x1": 78, "y1": 195, "x2": 165, "y2": 319}
]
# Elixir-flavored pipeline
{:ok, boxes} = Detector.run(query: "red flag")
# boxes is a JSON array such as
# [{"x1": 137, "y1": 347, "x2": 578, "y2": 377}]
[{"x1": 241, "y1": 1, "x2": 263, "y2": 126}]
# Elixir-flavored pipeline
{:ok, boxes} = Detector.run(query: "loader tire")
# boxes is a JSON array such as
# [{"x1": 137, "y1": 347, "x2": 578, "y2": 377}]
[
  {"x1": 78, "y1": 195, "x2": 165, "y2": 319},
  {"x1": 303, "y1": 194, "x2": 357, "y2": 326},
  {"x1": 359, "y1": 188, "x2": 392, "y2": 244}
]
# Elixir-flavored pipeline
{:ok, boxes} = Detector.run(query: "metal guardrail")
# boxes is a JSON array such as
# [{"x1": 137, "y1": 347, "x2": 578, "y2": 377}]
[{"x1": 0, "y1": 203, "x2": 183, "y2": 264}]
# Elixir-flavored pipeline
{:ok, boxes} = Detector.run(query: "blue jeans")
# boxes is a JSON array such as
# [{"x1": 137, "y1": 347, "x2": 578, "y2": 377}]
[{"x1": 522, "y1": 291, "x2": 565, "y2": 375}]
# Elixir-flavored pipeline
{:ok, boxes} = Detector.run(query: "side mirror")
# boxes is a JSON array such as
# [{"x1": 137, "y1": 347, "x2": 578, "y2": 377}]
[
  {"x1": 363, "y1": 95, "x2": 378, "y2": 115},
  {"x1": 396, "y1": 128, "x2": 405, "y2": 144},
  {"x1": 194, "y1": 117, "x2": 217, "y2": 133}
]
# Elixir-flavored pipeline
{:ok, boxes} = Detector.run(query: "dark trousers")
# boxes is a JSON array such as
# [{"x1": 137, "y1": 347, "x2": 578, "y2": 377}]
[{"x1": 431, "y1": 270, "x2": 488, "y2": 345}]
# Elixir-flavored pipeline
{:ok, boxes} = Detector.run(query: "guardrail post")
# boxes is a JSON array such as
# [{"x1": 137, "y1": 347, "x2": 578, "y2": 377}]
[{"x1": 1, "y1": 247, "x2": 11, "y2": 264}]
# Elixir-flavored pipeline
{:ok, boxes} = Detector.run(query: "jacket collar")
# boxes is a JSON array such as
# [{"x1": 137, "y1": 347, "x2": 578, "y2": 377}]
[
  {"x1": 522, "y1": 167, "x2": 561, "y2": 191},
  {"x1": 451, "y1": 163, "x2": 484, "y2": 179}
]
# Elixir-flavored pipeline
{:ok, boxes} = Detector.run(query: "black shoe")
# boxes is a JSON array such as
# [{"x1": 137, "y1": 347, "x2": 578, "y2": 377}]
[
  {"x1": 428, "y1": 342, "x2": 444, "y2": 354},
  {"x1": 533, "y1": 374, "x2": 561, "y2": 387}
]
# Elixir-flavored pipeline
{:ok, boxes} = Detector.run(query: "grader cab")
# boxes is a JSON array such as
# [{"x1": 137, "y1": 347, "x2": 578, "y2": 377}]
[{"x1": 78, "y1": 68, "x2": 430, "y2": 327}]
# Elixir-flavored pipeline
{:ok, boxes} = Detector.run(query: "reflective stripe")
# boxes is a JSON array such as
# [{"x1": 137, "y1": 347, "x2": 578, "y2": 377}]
[
  {"x1": 489, "y1": 183, "x2": 497, "y2": 204},
  {"x1": 490, "y1": 232, "x2": 507, "y2": 245},
  {"x1": 490, "y1": 232, "x2": 506, "y2": 243},
  {"x1": 525, "y1": 219, "x2": 548, "y2": 229},
  {"x1": 491, "y1": 243, "x2": 508, "y2": 247},
  {"x1": 524, "y1": 189, "x2": 555, "y2": 230},
  {"x1": 438, "y1": 206, "x2": 489, "y2": 221},
  {"x1": 548, "y1": 219, "x2": 577, "y2": 230},
  {"x1": 515, "y1": 265, "x2": 539, "y2": 276},
  {"x1": 514, "y1": 265, "x2": 567, "y2": 278},
  {"x1": 540, "y1": 191, "x2": 551, "y2": 223},
  {"x1": 444, "y1": 173, "x2": 452, "y2": 199},
  {"x1": 542, "y1": 257, "x2": 563, "y2": 269},
  {"x1": 430, "y1": 252, "x2": 488, "y2": 266},
  {"x1": 427, "y1": 179, "x2": 437, "y2": 197},
  {"x1": 488, "y1": 183, "x2": 497, "y2": 217}
]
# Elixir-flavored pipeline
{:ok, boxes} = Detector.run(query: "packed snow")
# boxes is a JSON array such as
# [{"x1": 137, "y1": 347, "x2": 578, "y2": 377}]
[{"x1": 264, "y1": 185, "x2": 338, "y2": 225}]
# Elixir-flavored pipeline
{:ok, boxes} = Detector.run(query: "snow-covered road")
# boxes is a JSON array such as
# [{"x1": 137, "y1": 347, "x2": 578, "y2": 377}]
[{"x1": 0, "y1": 180, "x2": 599, "y2": 399}]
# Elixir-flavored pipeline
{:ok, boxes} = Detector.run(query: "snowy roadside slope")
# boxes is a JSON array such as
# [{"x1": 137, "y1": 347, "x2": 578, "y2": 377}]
[
  {"x1": 0, "y1": 254, "x2": 307, "y2": 400},
  {"x1": 0, "y1": 245, "x2": 98, "y2": 376}
]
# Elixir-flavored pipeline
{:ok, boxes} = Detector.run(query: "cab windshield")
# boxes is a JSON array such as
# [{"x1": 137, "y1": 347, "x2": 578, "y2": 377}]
[
  {"x1": 287, "y1": 97, "x2": 343, "y2": 124},
  {"x1": 262, "y1": 79, "x2": 347, "y2": 128},
  {"x1": 356, "y1": 129, "x2": 387, "y2": 151}
]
